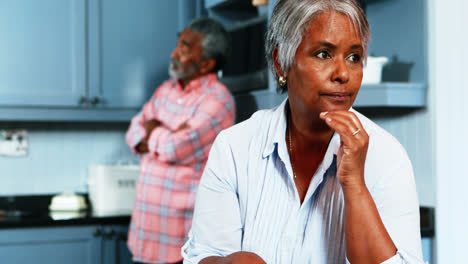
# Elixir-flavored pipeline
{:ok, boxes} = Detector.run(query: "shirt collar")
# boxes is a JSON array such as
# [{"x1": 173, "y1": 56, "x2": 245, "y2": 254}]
[
  {"x1": 262, "y1": 98, "x2": 288, "y2": 159},
  {"x1": 261, "y1": 98, "x2": 342, "y2": 173},
  {"x1": 171, "y1": 73, "x2": 217, "y2": 93}
]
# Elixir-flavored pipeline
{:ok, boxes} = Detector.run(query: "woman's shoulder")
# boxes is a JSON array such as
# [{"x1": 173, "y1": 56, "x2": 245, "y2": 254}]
[
  {"x1": 352, "y1": 109, "x2": 412, "y2": 168},
  {"x1": 217, "y1": 106, "x2": 280, "y2": 147}
]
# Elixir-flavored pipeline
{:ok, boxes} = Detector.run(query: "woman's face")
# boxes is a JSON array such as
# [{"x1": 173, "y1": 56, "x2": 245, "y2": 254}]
[{"x1": 286, "y1": 10, "x2": 364, "y2": 116}]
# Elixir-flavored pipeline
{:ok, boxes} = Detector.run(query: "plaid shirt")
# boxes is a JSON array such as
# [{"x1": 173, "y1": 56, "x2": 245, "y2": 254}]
[{"x1": 126, "y1": 73, "x2": 235, "y2": 263}]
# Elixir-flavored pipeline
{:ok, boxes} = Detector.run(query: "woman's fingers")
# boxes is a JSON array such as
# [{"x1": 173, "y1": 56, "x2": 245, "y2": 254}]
[
  {"x1": 320, "y1": 110, "x2": 368, "y2": 147},
  {"x1": 320, "y1": 111, "x2": 365, "y2": 139},
  {"x1": 319, "y1": 110, "x2": 369, "y2": 189}
]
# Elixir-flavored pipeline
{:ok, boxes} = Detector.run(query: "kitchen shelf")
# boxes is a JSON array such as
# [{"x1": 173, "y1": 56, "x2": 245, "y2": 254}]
[
  {"x1": 232, "y1": 82, "x2": 426, "y2": 123},
  {"x1": 354, "y1": 82, "x2": 426, "y2": 107},
  {"x1": 234, "y1": 89, "x2": 287, "y2": 109},
  {"x1": 205, "y1": 0, "x2": 251, "y2": 10},
  {"x1": 205, "y1": 0, "x2": 268, "y2": 32}
]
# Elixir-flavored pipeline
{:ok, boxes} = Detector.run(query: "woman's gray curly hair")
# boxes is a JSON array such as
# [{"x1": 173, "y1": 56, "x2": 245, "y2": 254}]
[{"x1": 265, "y1": 0, "x2": 370, "y2": 92}]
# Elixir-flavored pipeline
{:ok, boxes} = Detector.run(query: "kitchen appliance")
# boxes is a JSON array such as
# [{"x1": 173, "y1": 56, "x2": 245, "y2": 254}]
[
  {"x1": 362, "y1": 56, "x2": 389, "y2": 84},
  {"x1": 88, "y1": 164, "x2": 139, "y2": 216}
]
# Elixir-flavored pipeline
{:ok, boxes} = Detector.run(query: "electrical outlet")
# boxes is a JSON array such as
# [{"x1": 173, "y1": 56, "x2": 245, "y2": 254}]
[{"x1": 0, "y1": 130, "x2": 28, "y2": 157}]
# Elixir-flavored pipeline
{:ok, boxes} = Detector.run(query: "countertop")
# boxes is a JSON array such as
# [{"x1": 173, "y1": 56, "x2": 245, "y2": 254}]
[
  {"x1": 0, "y1": 194, "x2": 434, "y2": 238},
  {"x1": 0, "y1": 194, "x2": 130, "y2": 229}
]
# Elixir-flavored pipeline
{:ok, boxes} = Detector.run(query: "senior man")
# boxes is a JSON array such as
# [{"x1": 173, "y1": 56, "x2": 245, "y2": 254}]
[{"x1": 125, "y1": 17, "x2": 235, "y2": 264}]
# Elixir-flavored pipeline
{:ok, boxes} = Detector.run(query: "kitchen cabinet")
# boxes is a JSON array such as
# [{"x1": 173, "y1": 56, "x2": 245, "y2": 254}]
[
  {"x1": 87, "y1": 0, "x2": 181, "y2": 109},
  {"x1": 0, "y1": 224, "x2": 131, "y2": 264},
  {"x1": 0, "y1": 0, "x2": 87, "y2": 108},
  {"x1": 99, "y1": 225, "x2": 133, "y2": 264},
  {"x1": 0, "y1": 0, "x2": 196, "y2": 121},
  {"x1": 0, "y1": 226, "x2": 100, "y2": 264}
]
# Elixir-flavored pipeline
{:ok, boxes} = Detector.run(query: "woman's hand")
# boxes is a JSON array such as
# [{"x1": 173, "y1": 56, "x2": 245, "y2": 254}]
[
  {"x1": 319, "y1": 111, "x2": 369, "y2": 193},
  {"x1": 200, "y1": 252, "x2": 266, "y2": 264},
  {"x1": 226, "y1": 252, "x2": 266, "y2": 264}
]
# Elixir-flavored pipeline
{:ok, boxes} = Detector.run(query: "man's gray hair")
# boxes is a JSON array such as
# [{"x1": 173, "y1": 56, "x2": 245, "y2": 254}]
[
  {"x1": 188, "y1": 17, "x2": 230, "y2": 72},
  {"x1": 265, "y1": 0, "x2": 370, "y2": 92}
]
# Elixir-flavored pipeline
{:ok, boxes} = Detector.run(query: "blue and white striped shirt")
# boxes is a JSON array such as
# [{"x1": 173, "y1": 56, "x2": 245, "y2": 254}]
[{"x1": 182, "y1": 99, "x2": 424, "y2": 264}]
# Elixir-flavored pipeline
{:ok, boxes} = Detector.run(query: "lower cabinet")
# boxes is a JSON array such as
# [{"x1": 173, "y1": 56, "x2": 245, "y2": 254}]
[
  {"x1": 99, "y1": 225, "x2": 133, "y2": 264},
  {"x1": 0, "y1": 224, "x2": 132, "y2": 264}
]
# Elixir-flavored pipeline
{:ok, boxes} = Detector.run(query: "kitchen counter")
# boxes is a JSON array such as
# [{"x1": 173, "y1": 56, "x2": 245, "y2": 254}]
[
  {"x1": 0, "y1": 194, "x2": 130, "y2": 229},
  {"x1": 0, "y1": 195, "x2": 434, "y2": 238}
]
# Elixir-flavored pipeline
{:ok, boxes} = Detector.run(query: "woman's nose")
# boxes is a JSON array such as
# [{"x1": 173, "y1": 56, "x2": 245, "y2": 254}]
[{"x1": 331, "y1": 59, "x2": 350, "y2": 84}]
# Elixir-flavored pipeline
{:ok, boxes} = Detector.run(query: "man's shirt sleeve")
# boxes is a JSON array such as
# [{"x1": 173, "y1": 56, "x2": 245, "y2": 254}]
[
  {"x1": 125, "y1": 85, "x2": 162, "y2": 152},
  {"x1": 146, "y1": 92, "x2": 235, "y2": 165}
]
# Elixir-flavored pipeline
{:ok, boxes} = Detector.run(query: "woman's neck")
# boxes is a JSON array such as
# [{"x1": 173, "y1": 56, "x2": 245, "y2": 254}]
[{"x1": 288, "y1": 104, "x2": 334, "y2": 153}]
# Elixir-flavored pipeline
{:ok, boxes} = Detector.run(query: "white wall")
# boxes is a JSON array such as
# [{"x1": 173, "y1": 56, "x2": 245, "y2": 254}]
[{"x1": 429, "y1": 0, "x2": 468, "y2": 263}]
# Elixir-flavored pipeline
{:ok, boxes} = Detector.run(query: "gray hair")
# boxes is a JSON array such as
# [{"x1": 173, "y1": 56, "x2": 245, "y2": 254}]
[
  {"x1": 265, "y1": 0, "x2": 370, "y2": 92},
  {"x1": 188, "y1": 17, "x2": 230, "y2": 72}
]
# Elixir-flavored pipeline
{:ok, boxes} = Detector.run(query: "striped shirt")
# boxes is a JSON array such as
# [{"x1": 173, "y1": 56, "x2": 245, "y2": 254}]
[
  {"x1": 182, "y1": 99, "x2": 424, "y2": 264},
  {"x1": 126, "y1": 73, "x2": 235, "y2": 263}
]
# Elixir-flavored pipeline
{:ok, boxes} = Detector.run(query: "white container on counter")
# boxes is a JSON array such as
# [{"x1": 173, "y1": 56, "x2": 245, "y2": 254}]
[
  {"x1": 362, "y1": 56, "x2": 389, "y2": 84},
  {"x1": 49, "y1": 192, "x2": 87, "y2": 211},
  {"x1": 88, "y1": 164, "x2": 139, "y2": 216}
]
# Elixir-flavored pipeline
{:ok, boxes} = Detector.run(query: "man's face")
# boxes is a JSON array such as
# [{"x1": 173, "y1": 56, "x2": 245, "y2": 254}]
[{"x1": 169, "y1": 28, "x2": 204, "y2": 82}]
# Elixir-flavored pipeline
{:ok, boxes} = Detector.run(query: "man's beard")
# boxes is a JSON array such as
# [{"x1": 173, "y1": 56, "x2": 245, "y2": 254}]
[{"x1": 168, "y1": 59, "x2": 199, "y2": 80}]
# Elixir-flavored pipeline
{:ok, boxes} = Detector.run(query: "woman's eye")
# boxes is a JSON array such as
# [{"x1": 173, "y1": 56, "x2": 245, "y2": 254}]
[
  {"x1": 347, "y1": 54, "x2": 361, "y2": 63},
  {"x1": 315, "y1": 51, "x2": 330, "y2": 60}
]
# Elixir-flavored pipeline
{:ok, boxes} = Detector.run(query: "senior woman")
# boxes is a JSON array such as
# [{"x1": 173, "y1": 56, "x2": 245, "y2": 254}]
[{"x1": 182, "y1": 0, "x2": 424, "y2": 263}]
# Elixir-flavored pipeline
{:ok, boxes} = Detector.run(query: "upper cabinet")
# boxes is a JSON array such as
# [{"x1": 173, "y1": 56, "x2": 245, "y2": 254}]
[
  {"x1": 87, "y1": 0, "x2": 181, "y2": 109},
  {"x1": 0, "y1": 0, "x2": 86, "y2": 108},
  {"x1": 0, "y1": 0, "x2": 194, "y2": 121}
]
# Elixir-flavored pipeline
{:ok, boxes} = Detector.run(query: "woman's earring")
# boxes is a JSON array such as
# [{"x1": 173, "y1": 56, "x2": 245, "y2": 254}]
[{"x1": 279, "y1": 76, "x2": 287, "y2": 87}]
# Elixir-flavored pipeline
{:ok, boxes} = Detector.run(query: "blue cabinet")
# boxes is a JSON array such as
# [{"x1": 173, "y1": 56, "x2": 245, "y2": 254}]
[
  {"x1": 0, "y1": 226, "x2": 100, "y2": 264},
  {"x1": 0, "y1": 0, "x2": 198, "y2": 121},
  {"x1": 0, "y1": 0, "x2": 86, "y2": 107},
  {"x1": 100, "y1": 225, "x2": 133, "y2": 264},
  {"x1": 0, "y1": 224, "x2": 132, "y2": 264},
  {"x1": 87, "y1": 0, "x2": 182, "y2": 109}
]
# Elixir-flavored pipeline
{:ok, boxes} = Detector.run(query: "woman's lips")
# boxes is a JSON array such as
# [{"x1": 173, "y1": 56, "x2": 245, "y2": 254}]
[{"x1": 321, "y1": 92, "x2": 351, "y2": 101}]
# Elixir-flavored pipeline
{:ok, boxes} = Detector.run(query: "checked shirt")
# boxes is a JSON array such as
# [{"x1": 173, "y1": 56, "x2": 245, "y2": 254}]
[{"x1": 126, "y1": 73, "x2": 235, "y2": 263}]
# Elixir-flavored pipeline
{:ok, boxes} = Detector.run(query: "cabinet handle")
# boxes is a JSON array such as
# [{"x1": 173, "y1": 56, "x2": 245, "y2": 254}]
[
  {"x1": 103, "y1": 227, "x2": 115, "y2": 238},
  {"x1": 93, "y1": 228, "x2": 102, "y2": 237},
  {"x1": 90, "y1": 96, "x2": 100, "y2": 106},
  {"x1": 79, "y1": 96, "x2": 89, "y2": 105}
]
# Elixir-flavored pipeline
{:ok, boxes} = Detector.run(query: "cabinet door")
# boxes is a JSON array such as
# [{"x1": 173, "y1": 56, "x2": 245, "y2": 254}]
[
  {"x1": 0, "y1": 0, "x2": 86, "y2": 107},
  {"x1": 101, "y1": 225, "x2": 133, "y2": 264},
  {"x1": 0, "y1": 226, "x2": 100, "y2": 264},
  {"x1": 88, "y1": 0, "x2": 184, "y2": 109}
]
